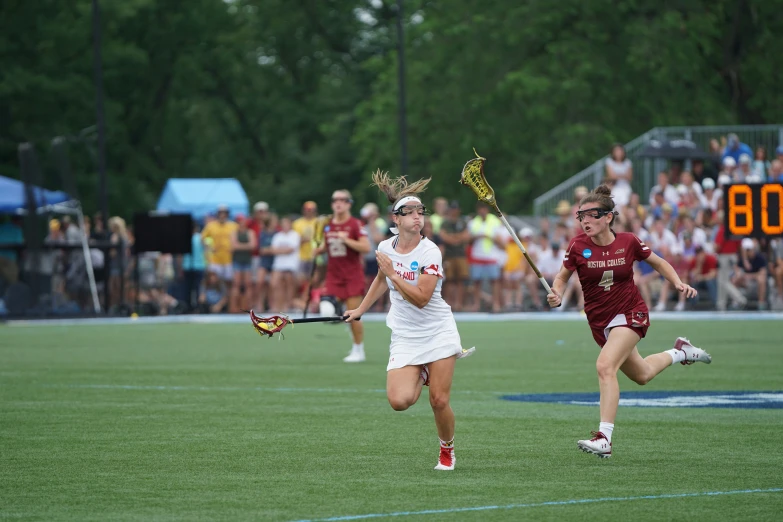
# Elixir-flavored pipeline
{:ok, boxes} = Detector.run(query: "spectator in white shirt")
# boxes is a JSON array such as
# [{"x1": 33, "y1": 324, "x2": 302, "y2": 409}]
[
  {"x1": 649, "y1": 171, "x2": 680, "y2": 207},
  {"x1": 269, "y1": 217, "x2": 301, "y2": 312},
  {"x1": 699, "y1": 178, "x2": 722, "y2": 212}
]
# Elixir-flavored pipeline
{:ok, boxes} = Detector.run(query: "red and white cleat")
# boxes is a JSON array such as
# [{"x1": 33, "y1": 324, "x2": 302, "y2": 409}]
[
  {"x1": 673, "y1": 337, "x2": 712, "y2": 365},
  {"x1": 434, "y1": 446, "x2": 455, "y2": 470},
  {"x1": 577, "y1": 431, "x2": 612, "y2": 458}
]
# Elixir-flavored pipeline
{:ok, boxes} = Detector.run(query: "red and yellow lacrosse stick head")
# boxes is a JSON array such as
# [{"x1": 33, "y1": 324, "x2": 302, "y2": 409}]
[
  {"x1": 247, "y1": 310, "x2": 291, "y2": 339},
  {"x1": 459, "y1": 148, "x2": 497, "y2": 208}
]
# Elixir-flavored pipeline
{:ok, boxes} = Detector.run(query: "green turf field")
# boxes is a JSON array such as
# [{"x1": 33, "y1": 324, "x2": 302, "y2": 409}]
[{"x1": 2, "y1": 319, "x2": 782, "y2": 521}]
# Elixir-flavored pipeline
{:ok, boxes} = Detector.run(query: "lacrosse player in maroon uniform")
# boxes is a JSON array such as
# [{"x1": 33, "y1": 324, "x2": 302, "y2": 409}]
[
  {"x1": 315, "y1": 189, "x2": 371, "y2": 362},
  {"x1": 547, "y1": 185, "x2": 712, "y2": 458}
]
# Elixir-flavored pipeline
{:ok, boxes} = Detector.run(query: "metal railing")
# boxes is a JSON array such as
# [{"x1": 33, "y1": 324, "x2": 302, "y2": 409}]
[{"x1": 533, "y1": 125, "x2": 783, "y2": 216}]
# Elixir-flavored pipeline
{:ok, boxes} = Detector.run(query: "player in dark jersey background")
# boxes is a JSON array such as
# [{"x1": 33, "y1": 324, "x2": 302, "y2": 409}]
[
  {"x1": 547, "y1": 184, "x2": 712, "y2": 458},
  {"x1": 314, "y1": 189, "x2": 370, "y2": 362}
]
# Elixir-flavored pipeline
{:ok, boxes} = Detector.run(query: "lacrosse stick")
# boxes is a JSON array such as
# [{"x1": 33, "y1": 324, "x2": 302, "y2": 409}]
[
  {"x1": 302, "y1": 214, "x2": 332, "y2": 318},
  {"x1": 246, "y1": 309, "x2": 360, "y2": 340},
  {"x1": 459, "y1": 149, "x2": 557, "y2": 304}
]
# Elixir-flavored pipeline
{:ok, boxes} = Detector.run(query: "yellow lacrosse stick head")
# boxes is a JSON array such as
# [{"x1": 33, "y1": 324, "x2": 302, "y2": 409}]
[
  {"x1": 459, "y1": 148, "x2": 496, "y2": 207},
  {"x1": 313, "y1": 214, "x2": 331, "y2": 246}
]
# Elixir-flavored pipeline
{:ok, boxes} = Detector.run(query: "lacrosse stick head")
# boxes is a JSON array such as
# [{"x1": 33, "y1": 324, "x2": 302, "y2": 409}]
[
  {"x1": 247, "y1": 309, "x2": 291, "y2": 339},
  {"x1": 459, "y1": 148, "x2": 496, "y2": 207},
  {"x1": 313, "y1": 214, "x2": 331, "y2": 246}
]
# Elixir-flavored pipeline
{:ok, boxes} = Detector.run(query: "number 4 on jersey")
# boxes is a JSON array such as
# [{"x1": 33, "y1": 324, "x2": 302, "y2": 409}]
[{"x1": 598, "y1": 270, "x2": 614, "y2": 291}]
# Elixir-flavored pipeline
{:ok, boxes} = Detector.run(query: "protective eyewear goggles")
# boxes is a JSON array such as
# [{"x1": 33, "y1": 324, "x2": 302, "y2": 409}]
[
  {"x1": 576, "y1": 207, "x2": 616, "y2": 221},
  {"x1": 393, "y1": 204, "x2": 429, "y2": 216}
]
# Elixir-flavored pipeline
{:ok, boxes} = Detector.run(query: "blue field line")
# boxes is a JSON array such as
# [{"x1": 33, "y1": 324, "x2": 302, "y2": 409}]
[
  {"x1": 291, "y1": 487, "x2": 783, "y2": 522},
  {"x1": 4, "y1": 310, "x2": 783, "y2": 327}
]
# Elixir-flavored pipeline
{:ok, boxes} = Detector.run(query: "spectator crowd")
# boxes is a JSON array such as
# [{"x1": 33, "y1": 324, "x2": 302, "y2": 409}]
[{"x1": 1, "y1": 133, "x2": 782, "y2": 317}]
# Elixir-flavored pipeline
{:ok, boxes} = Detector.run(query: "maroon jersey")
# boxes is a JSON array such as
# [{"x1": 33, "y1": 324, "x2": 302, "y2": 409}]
[
  {"x1": 563, "y1": 232, "x2": 652, "y2": 346},
  {"x1": 324, "y1": 216, "x2": 367, "y2": 284}
]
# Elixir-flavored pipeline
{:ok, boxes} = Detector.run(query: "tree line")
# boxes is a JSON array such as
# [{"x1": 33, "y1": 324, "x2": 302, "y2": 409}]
[{"x1": 1, "y1": 0, "x2": 781, "y2": 217}]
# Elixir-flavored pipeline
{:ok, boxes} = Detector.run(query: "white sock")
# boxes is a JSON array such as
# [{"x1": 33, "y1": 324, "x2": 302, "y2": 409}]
[
  {"x1": 666, "y1": 348, "x2": 686, "y2": 365},
  {"x1": 352, "y1": 343, "x2": 364, "y2": 355},
  {"x1": 599, "y1": 422, "x2": 614, "y2": 443},
  {"x1": 440, "y1": 437, "x2": 454, "y2": 449}
]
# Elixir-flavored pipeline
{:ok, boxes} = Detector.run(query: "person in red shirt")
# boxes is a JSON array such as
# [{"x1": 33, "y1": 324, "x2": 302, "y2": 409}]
[
  {"x1": 687, "y1": 246, "x2": 718, "y2": 306},
  {"x1": 314, "y1": 189, "x2": 371, "y2": 362},
  {"x1": 713, "y1": 223, "x2": 746, "y2": 310},
  {"x1": 547, "y1": 184, "x2": 712, "y2": 459}
]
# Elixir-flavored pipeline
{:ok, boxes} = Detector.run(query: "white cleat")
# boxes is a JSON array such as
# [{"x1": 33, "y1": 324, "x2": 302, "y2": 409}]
[
  {"x1": 457, "y1": 346, "x2": 476, "y2": 359},
  {"x1": 434, "y1": 446, "x2": 455, "y2": 470},
  {"x1": 420, "y1": 365, "x2": 430, "y2": 387},
  {"x1": 673, "y1": 337, "x2": 712, "y2": 365},
  {"x1": 577, "y1": 431, "x2": 612, "y2": 458},
  {"x1": 343, "y1": 351, "x2": 366, "y2": 363}
]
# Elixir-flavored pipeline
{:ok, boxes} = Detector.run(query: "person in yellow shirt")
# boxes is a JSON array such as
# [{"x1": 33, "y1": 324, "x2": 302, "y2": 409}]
[
  {"x1": 201, "y1": 204, "x2": 238, "y2": 284},
  {"x1": 292, "y1": 201, "x2": 319, "y2": 304},
  {"x1": 503, "y1": 229, "x2": 525, "y2": 310}
]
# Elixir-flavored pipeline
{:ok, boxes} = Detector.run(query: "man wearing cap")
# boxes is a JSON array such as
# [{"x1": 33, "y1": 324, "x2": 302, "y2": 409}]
[
  {"x1": 721, "y1": 133, "x2": 753, "y2": 163},
  {"x1": 248, "y1": 201, "x2": 269, "y2": 309},
  {"x1": 732, "y1": 238, "x2": 769, "y2": 310},
  {"x1": 467, "y1": 202, "x2": 507, "y2": 312},
  {"x1": 201, "y1": 204, "x2": 238, "y2": 291},
  {"x1": 439, "y1": 201, "x2": 471, "y2": 311},
  {"x1": 769, "y1": 159, "x2": 783, "y2": 183},
  {"x1": 736, "y1": 153, "x2": 754, "y2": 182},
  {"x1": 699, "y1": 178, "x2": 722, "y2": 212}
]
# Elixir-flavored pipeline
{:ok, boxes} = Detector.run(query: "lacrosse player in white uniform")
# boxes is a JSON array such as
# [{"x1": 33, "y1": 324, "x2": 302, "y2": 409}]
[{"x1": 344, "y1": 170, "x2": 474, "y2": 471}]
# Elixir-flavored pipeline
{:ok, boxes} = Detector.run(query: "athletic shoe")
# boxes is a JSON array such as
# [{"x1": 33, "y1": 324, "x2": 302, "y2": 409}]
[
  {"x1": 434, "y1": 446, "x2": 455, "y2": 470},
  {"x1": 577, "y1": 431, "x2": 612, "y2": 458},
  {"x1": 457, "y1": 346, "x2": 476, "y2": 359},
  {"x1": 673, "y1": 337, "x2": 712, "y2": 365},
  {"x1": 343, "y1": 351, "x2": 365, "y2": 363},
  {"x1": 420, "y1": 365, "x2": 430, "y2": 387}
]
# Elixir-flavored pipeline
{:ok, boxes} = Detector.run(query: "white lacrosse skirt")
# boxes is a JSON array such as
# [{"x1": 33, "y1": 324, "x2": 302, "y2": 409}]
[{"x1": 386, "y1": 318, "x2": 463, "y2": 371}]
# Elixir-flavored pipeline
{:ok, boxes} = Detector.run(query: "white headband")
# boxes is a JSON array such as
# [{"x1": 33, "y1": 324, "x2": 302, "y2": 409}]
[{"x1": 393, "y1": 196, "x2": 422, "y2": 211}]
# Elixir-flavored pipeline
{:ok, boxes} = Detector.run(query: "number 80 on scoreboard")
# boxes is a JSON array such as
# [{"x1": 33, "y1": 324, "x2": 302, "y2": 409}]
[{"x1": 723, "y1": 183, "x2": 783, "y2": 238}]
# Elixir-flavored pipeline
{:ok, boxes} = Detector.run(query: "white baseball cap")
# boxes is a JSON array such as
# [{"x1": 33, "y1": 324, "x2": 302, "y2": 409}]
[
  {"x1": 717, "y1": 174, "x2": 732, "y2": 186},
  {"x1": 254, "y1": 201, "x2": 269, "y2": 212},
  {"x1": 519, "y1": 227, "x2": 534, "y2": 238},
  {"x1": 701, "y1": 178, "x2": 715, "y2": 190},
  {"x1": 738, "y1": 153, "x2": 751, "y2": 164},
  {"x1": 723, "y1": 156, "x2": 737, "y2": 167},
  {"x1": 741, "y1": 237, "x2": 754, "y2": 250}
]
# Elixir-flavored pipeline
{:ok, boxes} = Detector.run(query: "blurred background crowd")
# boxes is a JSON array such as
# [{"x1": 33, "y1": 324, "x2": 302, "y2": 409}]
[{"x1": 2, "y1": 133, "x2": 781, "y2": 317}]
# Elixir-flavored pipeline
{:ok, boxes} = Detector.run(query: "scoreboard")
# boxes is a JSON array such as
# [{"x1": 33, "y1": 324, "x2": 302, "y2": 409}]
[{"x1": 723, "y1": 183, "x2": 783, "y2": 239}]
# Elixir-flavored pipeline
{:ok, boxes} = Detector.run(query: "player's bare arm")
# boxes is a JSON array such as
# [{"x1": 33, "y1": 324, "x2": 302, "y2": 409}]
[
  {"x1": 377, "y1": 250, "x2": 437, "y2": 309},
  {"x1": 344, "y1": 272, "x2": 388, "y2": 321},
  {"x1": 646, "y1": 252, "x2": 698, "y2": 298},
  {"x1": 547, "y1": 265, "x2": 573, "y2": 307}
]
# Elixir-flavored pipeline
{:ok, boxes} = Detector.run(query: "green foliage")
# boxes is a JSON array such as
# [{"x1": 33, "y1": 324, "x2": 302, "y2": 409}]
[{"x1": 1, "y1": 0, "x2": 781, "y2": 217}]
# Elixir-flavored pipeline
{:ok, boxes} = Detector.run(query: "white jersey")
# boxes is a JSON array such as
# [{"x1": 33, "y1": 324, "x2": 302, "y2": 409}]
[{"x1": 377, "y1": 236, "x2": 456, "y2": 337}]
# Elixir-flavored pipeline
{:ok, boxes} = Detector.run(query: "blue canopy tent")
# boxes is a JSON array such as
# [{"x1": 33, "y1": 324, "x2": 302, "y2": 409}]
[
  {"x1": 156, "y1": 178, "x2": 250, "y2": 221},
  {"x1": 0, "y1": 175, "x2": 71, "y2": 213},
  {"x1": 0, "y1": 175, "x2": 100, "y2": 313}
]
